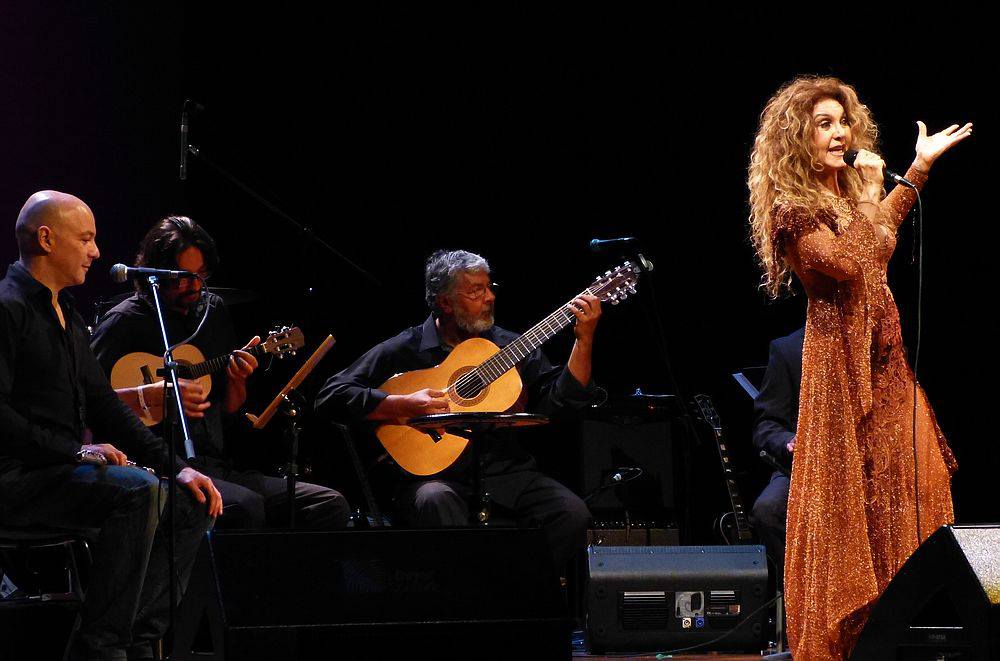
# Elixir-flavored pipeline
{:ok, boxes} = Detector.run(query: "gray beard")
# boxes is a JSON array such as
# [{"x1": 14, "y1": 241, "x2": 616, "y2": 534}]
[{"x1": 454, "y1": 310, "x2": 495, "y2": 335}]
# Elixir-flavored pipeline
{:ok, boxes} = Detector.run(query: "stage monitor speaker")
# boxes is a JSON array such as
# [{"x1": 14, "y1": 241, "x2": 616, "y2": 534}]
[
  {"x1": 851, "y1": 524, "x2": 1000, "y2": 660},
  {"x1": 171, "y1": 528, "x2": 570, "y2": 660},
  {"x1": 585, "y1": 544, "x2": 768, "y2": 654},
  {"x1": 580, "y1": 418, "x2": 675, "y2": 517}
]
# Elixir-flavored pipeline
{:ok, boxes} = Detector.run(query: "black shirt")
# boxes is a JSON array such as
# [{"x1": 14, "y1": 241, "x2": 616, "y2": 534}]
[
  {"x1": 314, "y1": 314, "x2": 597, "y2": 476},
  {"x1": 90, "y1": 290, "x2": 238, "y2": 459},
  {"x1": 0, "y1": 262, "x2": 180, "y2": 480}
]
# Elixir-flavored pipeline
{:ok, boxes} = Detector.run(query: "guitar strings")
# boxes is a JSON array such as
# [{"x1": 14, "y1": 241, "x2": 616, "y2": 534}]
[
  {"x1": 448, "y1": 282, "x2": 611, "y2": 399},
  {"x1": 448, "y1": 266, "x2": 635, "y2": 397},
  {"x1": 450, "y1": 287, "x2": 591, "y2": 397}
]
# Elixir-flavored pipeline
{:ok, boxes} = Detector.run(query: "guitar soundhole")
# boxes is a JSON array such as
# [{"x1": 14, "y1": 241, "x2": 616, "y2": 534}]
[{"x1": 448, "y1": 366, "x2": 489, "y2": 406}]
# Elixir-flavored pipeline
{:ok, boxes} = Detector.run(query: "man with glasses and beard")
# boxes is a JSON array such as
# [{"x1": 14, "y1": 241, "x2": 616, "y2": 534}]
[
  {"x1": 315, "y1": 249, "x2": 601, "y2": 572},
  {"x1": 91, "y1": 216, "x2": 349, "y2": 531}
]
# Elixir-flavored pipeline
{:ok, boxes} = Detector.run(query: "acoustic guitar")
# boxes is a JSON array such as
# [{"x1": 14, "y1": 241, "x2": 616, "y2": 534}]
[
  {"x1": 110, "y1": 326, "x2": 304, "y2": 426},
  {"x1": 376, "y1": 262, "x2": 641, "y2": 476}
]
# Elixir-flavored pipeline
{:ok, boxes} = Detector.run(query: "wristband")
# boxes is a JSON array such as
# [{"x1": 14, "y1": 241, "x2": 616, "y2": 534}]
[{"x1": 137, "y1": 384, "x2": 151, "y2": 416}]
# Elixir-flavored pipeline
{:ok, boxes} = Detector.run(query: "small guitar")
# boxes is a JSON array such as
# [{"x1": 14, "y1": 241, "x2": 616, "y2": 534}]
[
  {"x1": 376, "y1": 262, "x2": 641, "y2": 476},
  {"x1": 110, "y1": 326, "x2": 305, "y2": 426},
  {"x1": 691, "y1": 394, "x2": 754, "y2": 544}
]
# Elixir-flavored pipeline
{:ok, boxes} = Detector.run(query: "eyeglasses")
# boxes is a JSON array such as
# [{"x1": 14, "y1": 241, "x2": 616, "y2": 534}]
[
  {"x1": 455, "y1": 282, "x2": 499, "y2": 301},
  {"x1": 168, "y1": 272, "x2": 210, "y2": 286}
]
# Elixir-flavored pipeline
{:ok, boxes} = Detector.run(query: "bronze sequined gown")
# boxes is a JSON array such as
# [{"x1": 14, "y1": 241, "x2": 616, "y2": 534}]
[{"x1": 772, "y1": 167, "x2": 958, "y2": 661}]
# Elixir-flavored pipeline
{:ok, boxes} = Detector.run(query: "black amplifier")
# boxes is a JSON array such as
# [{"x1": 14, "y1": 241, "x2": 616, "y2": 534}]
[{"x1": 585, "y1": 544, "x2": 768, "y2": 654}]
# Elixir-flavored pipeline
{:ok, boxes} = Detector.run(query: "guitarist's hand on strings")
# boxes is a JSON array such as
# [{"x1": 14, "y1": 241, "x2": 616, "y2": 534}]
[
  {"x1": 395, "y1": 388, "x2": 450, "y2": 419},
  {"x1": 567, "y1": 294, "x2": 601, "y2": 387},
  {"x1": 137, "y1": 379, "x2": 210, "y2": 420},
  {"x1": 569, "y1": 294, "x2": 602, "y2": 344},
  {"x1": 224, "y1": 336, "x2": 260, "y2": 414},
  {"x1": 171, "y1": 379, "x2": 211, "y2": 419},
  {"x1": 227, "y1": 336, "x2": 260, "y2": 383},
  {"x1": 370, "y1": 388, "x2": 450, "y2": 421}
]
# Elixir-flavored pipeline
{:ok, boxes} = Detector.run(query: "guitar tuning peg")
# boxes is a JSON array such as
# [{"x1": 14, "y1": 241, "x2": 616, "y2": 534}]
[
  {"x1": 611, "y1": 298, "x2": 620, "y2": 305},
  {"x1": 628, "y1": 284, "x2": 637, "y2": 293},
  {"x1": 604, "y1": 270, "x2": 612, "y2": 276}
]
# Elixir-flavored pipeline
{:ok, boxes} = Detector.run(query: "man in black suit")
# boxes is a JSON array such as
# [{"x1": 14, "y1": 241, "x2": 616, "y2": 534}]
[{"x1": 750, "y1": 326, "x2": 803, "y2": 591}]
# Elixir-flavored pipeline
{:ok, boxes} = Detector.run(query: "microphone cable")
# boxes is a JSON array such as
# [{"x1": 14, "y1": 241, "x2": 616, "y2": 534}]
[{"x1": 910, "y1": 189, "x2": 924, "y2": 545}]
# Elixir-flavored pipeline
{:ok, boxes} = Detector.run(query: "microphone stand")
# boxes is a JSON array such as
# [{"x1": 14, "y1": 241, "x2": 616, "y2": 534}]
[
  {"x1": 246, "y1": 335, "x2": 337, "y2": 528},
  {"x1": 147, "y1": 274, "x2": 199, "y2": 650},
  {"x1": 183, "y1": 143, "x2": 381, "y2": 290}
]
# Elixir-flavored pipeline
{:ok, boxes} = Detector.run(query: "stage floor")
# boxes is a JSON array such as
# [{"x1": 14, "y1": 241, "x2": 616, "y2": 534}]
[{"x1": 577, "y1": 654, "x2": 764, "y2": 660}]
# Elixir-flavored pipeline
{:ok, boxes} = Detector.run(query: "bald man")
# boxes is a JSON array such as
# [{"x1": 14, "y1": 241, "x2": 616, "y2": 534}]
[{"x1": 0, "y1": 191, "x2": 221, "y2": 661}]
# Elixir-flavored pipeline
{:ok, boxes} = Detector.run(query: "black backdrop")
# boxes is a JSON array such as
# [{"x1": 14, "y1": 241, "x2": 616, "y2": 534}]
[{"x1": 3, "y1": 6, "x2": 996, "y2": 533}]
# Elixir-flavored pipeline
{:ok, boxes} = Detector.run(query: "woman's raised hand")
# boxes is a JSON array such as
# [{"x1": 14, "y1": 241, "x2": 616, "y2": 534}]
[{"x1": 914, "y1": 121, "x2": 973, "y2": 171}]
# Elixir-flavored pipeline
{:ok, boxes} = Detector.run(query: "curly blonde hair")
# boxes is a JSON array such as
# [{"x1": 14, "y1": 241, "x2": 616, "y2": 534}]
[{"x1": 748, "y1": 76, "x2": 879, "y2": 298}]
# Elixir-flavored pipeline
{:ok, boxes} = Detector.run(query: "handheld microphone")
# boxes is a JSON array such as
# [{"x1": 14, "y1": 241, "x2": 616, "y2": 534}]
[
  {"x1": 110, "y1": 264, "x2": 198, "y2": 284},
  {"x1": 843, "y1": 149, "x2": 915, "y2": 189},
  {"x1": 589, "y1": 236, "x2": 637, "y2": 253}
]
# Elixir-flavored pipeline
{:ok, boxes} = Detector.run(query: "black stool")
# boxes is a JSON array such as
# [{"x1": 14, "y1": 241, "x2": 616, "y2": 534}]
[
  {"x1": 0, "y1": 526, "x2": 93, "y2": 603},
  {"x1": 0, "y1": 526, "x2": 96, "y2": 660}
]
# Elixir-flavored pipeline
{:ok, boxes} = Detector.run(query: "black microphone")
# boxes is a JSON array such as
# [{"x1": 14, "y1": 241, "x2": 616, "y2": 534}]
[
  {"x1": 179, "y1": 99, "x2": 204, "y2": 182},
  {"x1": 589, "y1": 236, "x2": 637, "y2": 253},
  {"x1": 610, "y1": 467, "x2": 642, "y2": 482},
  {"x1": 843, "y1": 149, "x2": 914, "y2": 189},
  {"x1": 179, "y1": 107, "x2": 189, "y2": 181},
  {"x1": 110, "y1": 264, "x2": 198, "y2": 284}
]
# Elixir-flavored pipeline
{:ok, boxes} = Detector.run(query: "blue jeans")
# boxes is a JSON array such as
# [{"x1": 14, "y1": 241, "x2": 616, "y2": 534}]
[{"x1": 0, "y1": 463, "x2": 212, "y2": 654}]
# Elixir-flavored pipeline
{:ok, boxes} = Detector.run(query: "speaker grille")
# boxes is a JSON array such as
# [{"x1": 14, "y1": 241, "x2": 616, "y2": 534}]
[
  {"x1": 620, "y1": 591, "x2": 670, "y2": 629},
  {"x1": 951, "y1": 526, "x2": 1000, "y2": 605}
]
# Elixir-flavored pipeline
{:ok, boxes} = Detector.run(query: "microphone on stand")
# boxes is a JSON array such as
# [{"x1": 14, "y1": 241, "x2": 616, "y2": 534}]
[
  {"x1": 179, "y1": 107, "x2": 189, "y2": 181},
  {"x1": 590, "y1": 236, "x2": 638, "y2": 253},
  {"x1": 843, "y1": 149, "x2": 915, "y2": 189},
  {"x1": 179, "y1": 99, "x2": 204, "y2": 181},
  {"x1": 110, "y1": 264, "x2": 198, "y2": 284}
]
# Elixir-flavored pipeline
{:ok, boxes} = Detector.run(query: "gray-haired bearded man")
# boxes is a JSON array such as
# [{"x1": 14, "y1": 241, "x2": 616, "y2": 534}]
[{"x1": 315, "y1": 249, "x2": 601, "y2": 571}]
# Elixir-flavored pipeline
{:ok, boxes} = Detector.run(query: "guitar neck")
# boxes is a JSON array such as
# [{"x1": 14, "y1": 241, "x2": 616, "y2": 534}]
[
  {"x1": 184, "y1": 344, "x2": 266, "y2": 379},
  {"x1": 712, "y1": 427, "x2": 753, "y2": 542},
  {"x1": 475, "y1": 287, "x2": 594, "y2": 385}
]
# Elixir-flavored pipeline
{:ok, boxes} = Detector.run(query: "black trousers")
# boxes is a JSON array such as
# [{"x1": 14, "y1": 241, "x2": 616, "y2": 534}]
[
  {"x1": 0, "y1": 463, "x2": 212, "y2": 656},
  {"x1": 191, "y1": 457, "x2": 350, "y2": 530},
  {"x1": 394, "y1": 470, "x2": 591, "y2": 571},
  {"x1": 750, "y1": 470, "x2": 790, "y2": 591}
]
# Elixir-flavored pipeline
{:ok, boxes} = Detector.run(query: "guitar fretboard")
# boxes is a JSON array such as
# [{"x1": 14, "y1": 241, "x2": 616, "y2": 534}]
[
  {"x1": 451, "y1": 287, "x2": 596, "y2": 399},
  {"x1": 182, "y1": 344, "x2": 267, "y2": 379}
]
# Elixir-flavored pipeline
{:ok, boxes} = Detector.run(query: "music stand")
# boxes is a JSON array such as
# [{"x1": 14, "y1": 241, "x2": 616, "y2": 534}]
[
  {"x1": 407, "y1": 412, "x2": 548, "y2": 526},
  {"x1": 732, "y1": 366, "x2": 766, "y2": 400},
  {"x1": 245, "y1": 334, "x2": 336, "y2": 528}
]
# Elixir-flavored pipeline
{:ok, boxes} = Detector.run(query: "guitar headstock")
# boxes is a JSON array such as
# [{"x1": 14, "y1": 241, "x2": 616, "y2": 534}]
[
  {"x1": 692, "y1": 393, "x2": 722, "y2": 431},
  {"x1": 588, "y1": 261, "x2": 640, "y2": 306},
  {"x1": 262, "y1": 326, "x2": 305, "y2": 359}
]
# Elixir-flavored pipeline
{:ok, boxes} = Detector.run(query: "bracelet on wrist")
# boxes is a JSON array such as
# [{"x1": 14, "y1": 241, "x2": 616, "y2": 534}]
[{"x1": 137, "y1": 384, "x2": 150, "y2": 415}]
